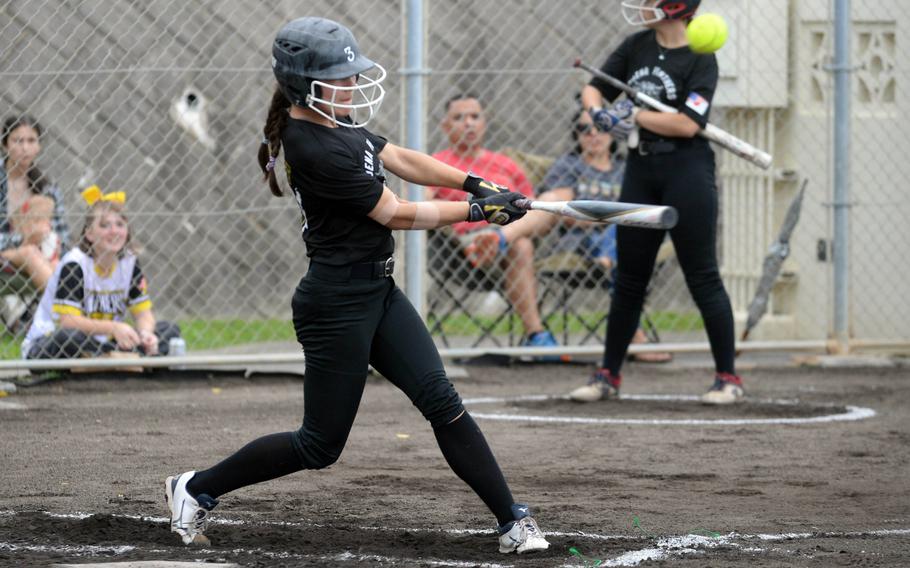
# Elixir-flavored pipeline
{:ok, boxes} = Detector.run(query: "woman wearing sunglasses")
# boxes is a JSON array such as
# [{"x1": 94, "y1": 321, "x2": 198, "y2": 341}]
[{"x1": 471, "y1": 106, "x2": 671, "y2": 363}]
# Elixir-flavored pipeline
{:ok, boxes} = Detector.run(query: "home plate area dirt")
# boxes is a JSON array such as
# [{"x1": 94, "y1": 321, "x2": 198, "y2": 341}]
[{"x1": 1, "y1": 364, "x2": 909, "y2": 566}]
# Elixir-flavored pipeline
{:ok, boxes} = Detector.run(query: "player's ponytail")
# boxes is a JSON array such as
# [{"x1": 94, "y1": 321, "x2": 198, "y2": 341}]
[{"x1": 259, "y1": 87, "x2": 291, "y2": 197}]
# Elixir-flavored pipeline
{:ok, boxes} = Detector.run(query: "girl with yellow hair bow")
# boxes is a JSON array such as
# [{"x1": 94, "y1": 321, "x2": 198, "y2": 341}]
[{"x1": 21, "y1": 187, "x2": 183, "y2": 361}]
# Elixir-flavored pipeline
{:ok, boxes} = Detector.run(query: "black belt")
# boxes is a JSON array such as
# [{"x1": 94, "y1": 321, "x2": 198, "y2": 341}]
[
  {"x1": 635, "y1": 139, "x2": 680, "y2": 156},
  {"x1": 309, "y1": 257, "x2": 395, "y2": 280}
]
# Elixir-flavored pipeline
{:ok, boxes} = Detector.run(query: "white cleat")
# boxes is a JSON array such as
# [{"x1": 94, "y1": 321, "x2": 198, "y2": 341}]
[
  {"x1": 568, "y1": 369, "x2": 620, "y2": 402},
  {"x1": 498, "y1": 504, "x2": 550, "y2": 554},
  {"x1": 701, "y1": 376, "x2": 745, "y2": 405},
  {"x1": 164, "y1": 470, "x2": 218, "y2": 545}
]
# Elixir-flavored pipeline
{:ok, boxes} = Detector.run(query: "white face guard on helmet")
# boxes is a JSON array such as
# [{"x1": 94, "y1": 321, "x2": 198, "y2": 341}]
[
  {"x1": 621, "y1": 0, "x2": 666, "y2": 26},
  {"x1": 307, "y1": 64, "x2": 387, "y2": 129}
]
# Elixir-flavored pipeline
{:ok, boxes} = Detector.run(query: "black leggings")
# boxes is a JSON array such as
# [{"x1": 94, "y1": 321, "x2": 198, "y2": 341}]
[
  {"x1": 188, "y1": 265, "x2": 516, "y2": 526},
  {"x1": 605, "y1": 142, "x2": 735, "y2": 375}
]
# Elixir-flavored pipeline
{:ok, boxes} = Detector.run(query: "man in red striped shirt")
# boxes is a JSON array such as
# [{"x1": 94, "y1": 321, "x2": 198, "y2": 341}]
[{"x1": 428, "y1": 94, "x2": 559, "y2": 355}]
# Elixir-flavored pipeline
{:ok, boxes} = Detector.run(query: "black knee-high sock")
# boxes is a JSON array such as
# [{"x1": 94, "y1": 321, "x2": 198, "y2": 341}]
[
  {"x1": 603, "y1": 302, "x2": 641, "y2": 374},
  {"x1": 186, "y1": 432, "x2": 302, "y2": 499},
  {"x1": 433, "y1": 412, "x2": 514, "y2": 526}
]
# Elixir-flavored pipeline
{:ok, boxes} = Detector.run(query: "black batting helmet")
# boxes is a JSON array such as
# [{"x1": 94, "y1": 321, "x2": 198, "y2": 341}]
[{"x1": 271, "y1": 17, "x2": 385, "y2": 127}]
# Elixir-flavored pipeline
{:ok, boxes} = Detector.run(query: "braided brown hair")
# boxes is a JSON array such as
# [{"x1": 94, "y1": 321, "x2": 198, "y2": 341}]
[{"x1": 258, "y1": 87, "x2": 292, "y2": 196}]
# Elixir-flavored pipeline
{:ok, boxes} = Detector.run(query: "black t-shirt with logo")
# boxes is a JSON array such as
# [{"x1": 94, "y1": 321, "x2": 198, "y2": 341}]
[
  {"x1": 282, "y1": 117, "x2": 393, "y2": 266},
  {"x1": 590, "y1": 29, "x2": 718, "y2": 142}
]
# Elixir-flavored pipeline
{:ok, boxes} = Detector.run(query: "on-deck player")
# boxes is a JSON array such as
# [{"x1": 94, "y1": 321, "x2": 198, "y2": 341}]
[
  {"x1": 162, "y1": 16, "x2": 549, "y2": 555},
  {"x1": 568, "y1": 0, "x2": 745, "y2": 404}
]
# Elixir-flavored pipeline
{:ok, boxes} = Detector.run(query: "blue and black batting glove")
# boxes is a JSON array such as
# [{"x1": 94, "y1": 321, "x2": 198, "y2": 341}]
[{"x1": 590, "y1": 99, "x2": 635, "y2": 133}]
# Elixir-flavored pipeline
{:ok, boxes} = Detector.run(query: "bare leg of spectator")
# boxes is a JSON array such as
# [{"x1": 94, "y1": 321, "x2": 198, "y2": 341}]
[{"x1": 502, "y1": 236, "x2": 544, "y2": 336}]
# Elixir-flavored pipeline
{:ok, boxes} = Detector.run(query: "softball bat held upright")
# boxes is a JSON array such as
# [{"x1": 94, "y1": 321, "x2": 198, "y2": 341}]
[
  {"x1": 515, "y1": 199, "x2": 678, "y2": 230},
  {"x1": 574, "y1": 59, "x2": 773, "y2": 170}
]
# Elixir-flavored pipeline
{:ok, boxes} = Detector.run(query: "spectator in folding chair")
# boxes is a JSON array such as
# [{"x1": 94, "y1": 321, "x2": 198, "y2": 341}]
[
  {"x1": 21, "y1": 187, "x2": 181, "y2": 361},
  {"x1": 0, "y1": 114, "x2": 69, "y2": 330},
  {"x1": 427, "y1": 94, "x2": 560, "y2": 356},
  {"x1": 469, "y1": 106, "x2": 671, "y2": 362}
]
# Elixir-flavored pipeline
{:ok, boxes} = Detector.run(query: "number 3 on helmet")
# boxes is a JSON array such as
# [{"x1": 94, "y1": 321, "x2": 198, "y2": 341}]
[
  {"x1": 621, "y1": 0, "x2": 701, "y2": 26},
  {"x1": 271, "y1": 17, "x2": 386, "y2": 128}
]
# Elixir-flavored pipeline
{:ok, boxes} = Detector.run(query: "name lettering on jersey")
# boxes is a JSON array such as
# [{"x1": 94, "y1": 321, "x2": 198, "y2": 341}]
[
  {"x1": 364, "y1": 138, "x2": 376, "y2": 176},
  {"x1": 85, "y1": 288, "x2": 129, "y2": 317},
  {"x1": 629, "y1": 66, "x2": 678, "y2": 101},
  {"x1": 291, "y1": 186, "x2": 310, "y2": 234},
  {"x1": 285, "y1": 162, "x2": 309, "y2": 234}
]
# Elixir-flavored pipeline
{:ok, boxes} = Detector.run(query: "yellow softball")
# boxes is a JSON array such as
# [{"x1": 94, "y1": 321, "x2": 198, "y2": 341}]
[{"x1": 686, "y1": 13, "x2": 728, "y2": 54}]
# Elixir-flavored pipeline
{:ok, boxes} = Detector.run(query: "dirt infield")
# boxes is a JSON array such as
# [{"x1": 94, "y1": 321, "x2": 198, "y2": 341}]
[{"x1": 1, "y1": 360, "x2": 909, "y2": 567}]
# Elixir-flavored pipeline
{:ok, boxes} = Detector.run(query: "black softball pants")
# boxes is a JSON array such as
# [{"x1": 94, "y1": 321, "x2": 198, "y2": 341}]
[
  {"x1": 188, "y1": 264, "x2": 516, "y2": 525},
  {"x1": 604, "y1": 142, "x2": 735, "y2": 375}
]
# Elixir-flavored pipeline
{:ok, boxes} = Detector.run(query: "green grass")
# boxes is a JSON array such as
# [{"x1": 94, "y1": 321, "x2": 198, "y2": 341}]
[
  {"x1": 1, "y1": 312, "x2": 704, "y2": 359},
  {"x1": 176, "y1": 318, "x2": 297, "y2": 350},
  {"x1": 0, "y1": 335, "x2": 20, "y2": 359},
  {"x1": 0, "y1": 318, "x2": 297, "y2": 360}
]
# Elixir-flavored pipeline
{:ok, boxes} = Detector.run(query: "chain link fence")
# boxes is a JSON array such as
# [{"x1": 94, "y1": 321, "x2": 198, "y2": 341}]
[{"x1": 1, "y1": 0, "x2": 907, "y2": 363}]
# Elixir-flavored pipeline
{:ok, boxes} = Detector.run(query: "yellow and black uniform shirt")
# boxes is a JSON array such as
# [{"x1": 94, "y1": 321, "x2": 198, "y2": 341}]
[{"x1": 22, "y1": 247, "x2": 151, "y2": 355}]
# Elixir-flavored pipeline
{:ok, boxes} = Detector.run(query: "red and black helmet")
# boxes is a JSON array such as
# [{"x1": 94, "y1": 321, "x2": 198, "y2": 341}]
[{"x1": 621, "y1": 0, "x2": 701, "y2": 25}]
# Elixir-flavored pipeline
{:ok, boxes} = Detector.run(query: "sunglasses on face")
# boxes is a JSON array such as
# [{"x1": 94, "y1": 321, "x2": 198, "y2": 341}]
[{"x1": 574, "y1": 122, "x2": 604, "y2": 135}]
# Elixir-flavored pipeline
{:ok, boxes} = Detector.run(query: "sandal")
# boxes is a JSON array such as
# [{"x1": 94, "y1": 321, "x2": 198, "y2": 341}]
[{"x1": 627, "y1": 350, "x2": 673, "y2": 363}]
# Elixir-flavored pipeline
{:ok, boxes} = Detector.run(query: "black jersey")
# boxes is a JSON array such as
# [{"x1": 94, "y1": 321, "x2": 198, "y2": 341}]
[
  {"x1": 282, "y1": 117, "x2": 394, "y2": 266},
  {"x1": 591, "y1": 29, "x2": 718, "y2": 141}
]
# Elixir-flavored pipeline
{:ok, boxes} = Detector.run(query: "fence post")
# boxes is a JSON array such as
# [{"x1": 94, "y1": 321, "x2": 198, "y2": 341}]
[
  {"x1": 831, "y1": 0, "x2": 851, "y2": 353},
  {"x1": 403, "y1": 0, "x2": 428, "y2": 316}
]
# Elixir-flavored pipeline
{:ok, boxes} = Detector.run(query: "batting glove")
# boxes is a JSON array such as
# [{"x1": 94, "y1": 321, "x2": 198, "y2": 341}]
[
  {"x1": 611, "y1": 119, "x2": 636, "y2": 142},
  {"x1": 467, "y1": 191, "x2": 527, "y2": 225},
  {"x1": 463, "y1": 172, "x2": 508, "y2": 198},
  {"x1": 589, "y1": 99, "x2": 636, "y2": 133}
]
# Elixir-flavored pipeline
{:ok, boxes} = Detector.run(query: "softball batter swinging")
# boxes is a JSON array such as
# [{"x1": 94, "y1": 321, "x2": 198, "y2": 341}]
[{"x1": 163, "y1": 17, "x2": 549, "y2": 554}]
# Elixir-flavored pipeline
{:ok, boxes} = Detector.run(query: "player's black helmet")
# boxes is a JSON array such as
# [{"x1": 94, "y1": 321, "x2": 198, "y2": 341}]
[
  {"x1": 272, "y1": 17, "x2": 386, "y2": 127},
  {"x1": 621, "y1": 0, "x2": 700, "y2": 25}
]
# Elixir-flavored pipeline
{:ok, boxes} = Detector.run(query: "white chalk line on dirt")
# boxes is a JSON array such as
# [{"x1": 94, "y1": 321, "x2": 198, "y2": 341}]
[
  {"x1": 0, "y1": 538, "x2": 512, "y2": 568},
  {"x1": 4, "y1": 511, "x2": 910, "y2": 567},
  {"x1": 30, "y1": 510, "x2": 632, "y2": 540},
  {"x1": 0, "y1": 542, "x2": 136, "y2": 555},
  {"x1": 557, "y1": 528, "x2": 910, "y2": 567},
  {"x1": 462, "y1": 393, "x2": 876, "y2": 425},
  {"x1": 0, "y1": 400, "x2": 27, "y2": 410}
]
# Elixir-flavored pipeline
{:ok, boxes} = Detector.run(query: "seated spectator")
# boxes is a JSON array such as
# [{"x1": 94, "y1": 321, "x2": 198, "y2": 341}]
[
  {"x1": 0, "y1": 115, "x2": 69, "y2": 290},
  {"x1": 10, "y1": 194, "x2": 60, "y2": 262},
  {"x1": 21, "y1": 187, "x2": 181, "y2": 360},
  {"x1": 470, "y1": 107, "x2": 671, "y2": 363},
  {"x1": 427, "y1": 93, "x2": 561, "y2": 355}
]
